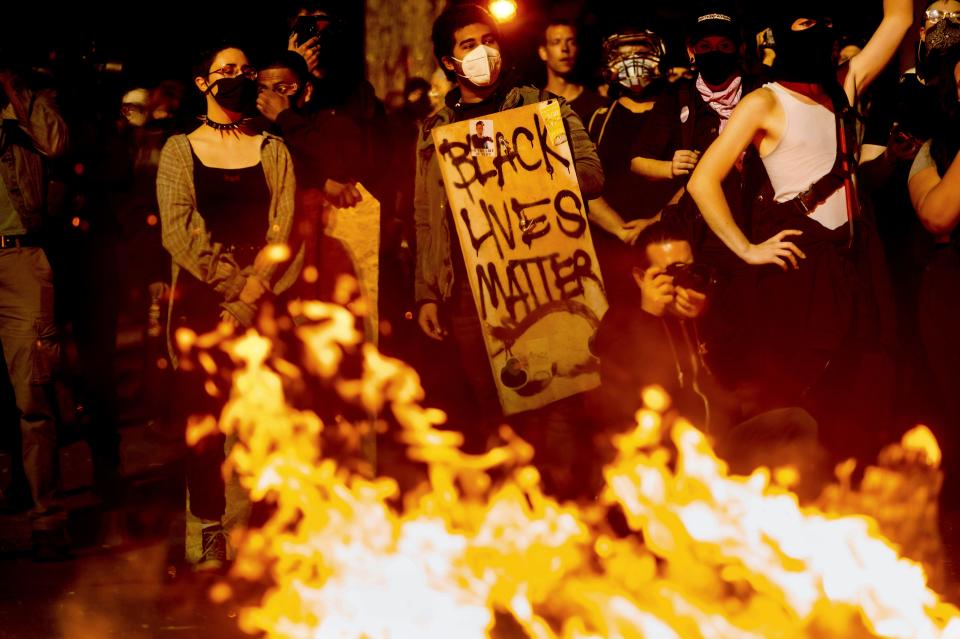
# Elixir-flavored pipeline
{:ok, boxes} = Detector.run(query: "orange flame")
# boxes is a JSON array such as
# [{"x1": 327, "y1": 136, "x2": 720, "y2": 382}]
[
  {"x1": 181, "y1": 299, "x2": 960, "y2": 638},
  {"x1": 903, "y1": 426, "x2": 942, "y2": 468}
]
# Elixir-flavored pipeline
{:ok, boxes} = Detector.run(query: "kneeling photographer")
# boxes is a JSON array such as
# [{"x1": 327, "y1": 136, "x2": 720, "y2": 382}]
[
  {"x1": 593, "y1": 221, "x2": 825, "y2": 495},
  {"x1": 594, "y1": 221, "x2": 721, "y2": 431}
]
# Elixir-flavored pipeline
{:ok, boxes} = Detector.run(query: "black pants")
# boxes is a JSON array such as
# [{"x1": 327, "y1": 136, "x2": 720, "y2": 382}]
[
  {"x1": 172, "y1": 350, "x2": 227, "y2": 522},
  {"x1": 918, "y1": 246, "x2": 960, "y2": 508},
  {"x1": 446, "y1": 279, "x2": 593, "y2": 498},
  {"x1": 172, "y1": 276, "x2": 230, "y2": 522}
]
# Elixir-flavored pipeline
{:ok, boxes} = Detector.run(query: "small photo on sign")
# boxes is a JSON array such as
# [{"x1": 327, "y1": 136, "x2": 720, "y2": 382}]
[{"x1": 470, "y1": 119, "x2": 495, "y2": 157}]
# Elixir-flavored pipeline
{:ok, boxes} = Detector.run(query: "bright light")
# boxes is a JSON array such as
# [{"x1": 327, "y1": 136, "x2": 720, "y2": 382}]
[
  {"x1": 489, "y1": 0, "x2": 517, "y2": 22},
  {"x1": 302, "y1": 265, "x2": 319, "y2": 284}
]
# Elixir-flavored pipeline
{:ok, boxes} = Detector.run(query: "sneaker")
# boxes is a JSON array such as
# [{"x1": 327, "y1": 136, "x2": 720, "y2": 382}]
[{"x1": 197, "y1": 523, "x2": 227, "y2": 571}]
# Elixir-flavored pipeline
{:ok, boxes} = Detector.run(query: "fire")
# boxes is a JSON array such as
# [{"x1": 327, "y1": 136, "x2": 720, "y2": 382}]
[
  {"x1": 183, "y1": 295, "x2": 960, "y2": 638},
  {"x1": 902, "y1": 426, "x2": 942, "y2": 468}
]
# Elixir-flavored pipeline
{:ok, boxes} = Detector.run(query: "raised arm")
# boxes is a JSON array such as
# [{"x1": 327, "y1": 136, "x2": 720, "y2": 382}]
[
  {"x1": 845, "y1": 0, "x2": 912, "y2": 101},
  {"x1": 909, "y1": 147, "x2": 960, "y2": 237},
  {"x1": 687, "y1": 89, "x2": 805, "y2": 270}
]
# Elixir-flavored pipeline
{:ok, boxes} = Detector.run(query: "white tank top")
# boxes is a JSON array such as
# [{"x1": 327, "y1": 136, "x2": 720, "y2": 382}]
[{"x1": 760, "y1": 82, "x2": 848, "y2": 230}]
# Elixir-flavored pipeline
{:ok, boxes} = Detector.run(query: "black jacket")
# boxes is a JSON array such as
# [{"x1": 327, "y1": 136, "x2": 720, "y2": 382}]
[{"x1": 594, "y1": 299, "x2": 711, "y2": 428}]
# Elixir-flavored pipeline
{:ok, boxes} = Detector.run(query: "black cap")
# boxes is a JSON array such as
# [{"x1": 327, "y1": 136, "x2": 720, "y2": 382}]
[{"x1": 690, "y1": 8, "x2": 741, "y2": 45}]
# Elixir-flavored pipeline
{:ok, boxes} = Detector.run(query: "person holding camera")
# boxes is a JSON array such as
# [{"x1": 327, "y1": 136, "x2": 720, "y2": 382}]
[
  {"x1": 285, "y1": 0, "x2": 386, "y2": 197},
  {"x1": 593, "y1": 221, "x2": 715, "y2": 431},
  {"x1": 593, "y1": 220, "x2": 825, "y2": 496}
]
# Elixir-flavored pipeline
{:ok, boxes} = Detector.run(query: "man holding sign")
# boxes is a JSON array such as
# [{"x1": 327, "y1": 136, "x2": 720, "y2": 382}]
[{"x1": 414, "y1": 4, "x2": 604, "y2": 493}]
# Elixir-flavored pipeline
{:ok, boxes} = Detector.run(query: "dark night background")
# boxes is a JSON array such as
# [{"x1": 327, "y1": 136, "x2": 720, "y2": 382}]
[{"x1": 2, "y1": 1, "x2": 889, "y2": 91}]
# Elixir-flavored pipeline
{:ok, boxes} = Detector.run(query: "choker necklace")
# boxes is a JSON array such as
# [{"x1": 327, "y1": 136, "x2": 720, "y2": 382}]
[{"x1": 199, "y1": 115, "x2": 251, "y2": 132}]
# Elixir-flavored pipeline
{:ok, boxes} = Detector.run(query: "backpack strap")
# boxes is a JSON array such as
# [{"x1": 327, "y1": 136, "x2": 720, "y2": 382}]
[
  {"x1": 588, "y1": 100, "x2": 618, "y2": 146},
  {"x1": 775, "y1": 88, "x2": 859, "y2": 230}
]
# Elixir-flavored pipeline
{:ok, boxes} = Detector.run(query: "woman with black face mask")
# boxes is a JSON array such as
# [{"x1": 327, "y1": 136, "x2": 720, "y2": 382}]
[{"x1": 156, "y1": 44, "x2": 301, "y2": 571}]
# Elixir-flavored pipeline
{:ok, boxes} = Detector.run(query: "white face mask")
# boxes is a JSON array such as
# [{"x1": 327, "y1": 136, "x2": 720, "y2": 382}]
[
  {"x1": 127, "y1": 112, "x2": 148, "y2": 127},
  {"x1": 121, "y1": 88, "x2": 150, "y2": 127},
  {"x1": 122, "y1": 106, "x2": 148, "y2": 127},
  {"x1": 454, "y1": 44, "x2": 502, "y2": 87}
]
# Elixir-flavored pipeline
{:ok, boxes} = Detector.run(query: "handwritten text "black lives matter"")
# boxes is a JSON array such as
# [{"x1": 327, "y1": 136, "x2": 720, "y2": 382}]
[{"x1": 437, "y1": 110, "x2": 601, "y2": 324}]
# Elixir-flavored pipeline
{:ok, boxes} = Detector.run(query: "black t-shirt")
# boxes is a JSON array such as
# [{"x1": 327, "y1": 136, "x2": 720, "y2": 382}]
[
  {"x1": 594, "y1": 100, "x2": 676, "y2": 221},
  {"x1": 180, "y1": 149, "x2": 271, "y2": 328},
  {"x1": 274, "y1": 108, "x2": 365, "y2": 189},
  {"x1": 595, "y1": 298, "x2": 707, "y2": 427},
  {"x1": 634, "y1": 79, "x2": 723, "y2": 159},
  {"x1": 632, "y1": 78, "x2": 757, "y2": 270},
  {"x1": 568, "y1": 88, "x2": 608, "y2": 129},
  {"x1": 470, "y1": 133, "x2": 494, "y2": 151}
]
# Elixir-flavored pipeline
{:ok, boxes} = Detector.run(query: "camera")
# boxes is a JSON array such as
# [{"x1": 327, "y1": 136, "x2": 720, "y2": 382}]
[
  {"x1": 293, "y1": 16, "x2": 322, "y2": 47},
  {"x1": 293, "y1": 13, "x2": 342, "y2": 48},
  {"x1": 664, "y1": 261, "x2": 716, "y2": 293}
]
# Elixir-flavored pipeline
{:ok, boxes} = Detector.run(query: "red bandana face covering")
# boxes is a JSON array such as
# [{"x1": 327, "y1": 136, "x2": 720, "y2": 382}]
[{"x1": 695, "y1": 74, "x2": 742, "y2": 132}]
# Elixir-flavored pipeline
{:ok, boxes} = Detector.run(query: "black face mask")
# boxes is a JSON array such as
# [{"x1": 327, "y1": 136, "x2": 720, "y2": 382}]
[
  {"x1": 774, "y1": 20, "x2": 835, "y2": 84},
  {"x1": 918, "y1": 19, "x2": 960, "y2": 82},
  {"x1": 696, "y1": 51, "x2": 739, "y2": 86},
  {"x1": 207, "y1": 77, "x2": 258, "y2": 114}
]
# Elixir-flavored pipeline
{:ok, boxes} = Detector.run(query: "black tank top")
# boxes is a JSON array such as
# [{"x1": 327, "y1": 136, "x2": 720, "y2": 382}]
[
  {"x1": 191, "y1": 147, "x2": 270, "y2": 266},
  {"x1": 175, "y1": 147, "x2": 271, "y2": 332}
]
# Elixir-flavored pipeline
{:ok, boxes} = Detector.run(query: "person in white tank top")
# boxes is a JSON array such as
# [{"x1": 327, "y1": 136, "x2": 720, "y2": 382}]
[
  {"x1": 760, "y1": 82, "x2": 848, "y2": 230},
  {"x1": 686, "y1": 3, "x2": 912, "y2": 270}
]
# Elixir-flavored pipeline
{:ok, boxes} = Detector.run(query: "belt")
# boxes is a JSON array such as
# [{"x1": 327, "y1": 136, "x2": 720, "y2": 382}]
[{"x1": 0, "y1": 235, "x2": 40, "y2": 249}]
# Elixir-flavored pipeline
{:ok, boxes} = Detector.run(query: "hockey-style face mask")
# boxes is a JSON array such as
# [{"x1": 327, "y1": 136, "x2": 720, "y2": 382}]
[
  {"x1": 919, "y1": 16, "x2": 960, "y2": 82},
  {"x1": 602, "y1": 31, "x2": 666, "y2": 92}
]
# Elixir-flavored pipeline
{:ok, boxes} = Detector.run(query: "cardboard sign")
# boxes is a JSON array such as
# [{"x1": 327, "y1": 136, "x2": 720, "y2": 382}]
[
  {"x1": 432, "y1": 100, "x2": 607, "y2": 415},
  {"x1": 324, "y1": 184, "x2": 380, "y2": 344}
]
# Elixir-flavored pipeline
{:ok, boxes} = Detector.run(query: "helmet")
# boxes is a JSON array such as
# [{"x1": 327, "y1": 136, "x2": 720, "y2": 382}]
[{"x1": 602, "y1": 30, "x2": 666, "y2": 91}]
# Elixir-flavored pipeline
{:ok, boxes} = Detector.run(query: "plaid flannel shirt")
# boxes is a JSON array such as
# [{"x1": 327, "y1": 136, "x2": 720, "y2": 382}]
[{"x1": 157, "y1": 133, "x2": 302, "y2": 364}]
